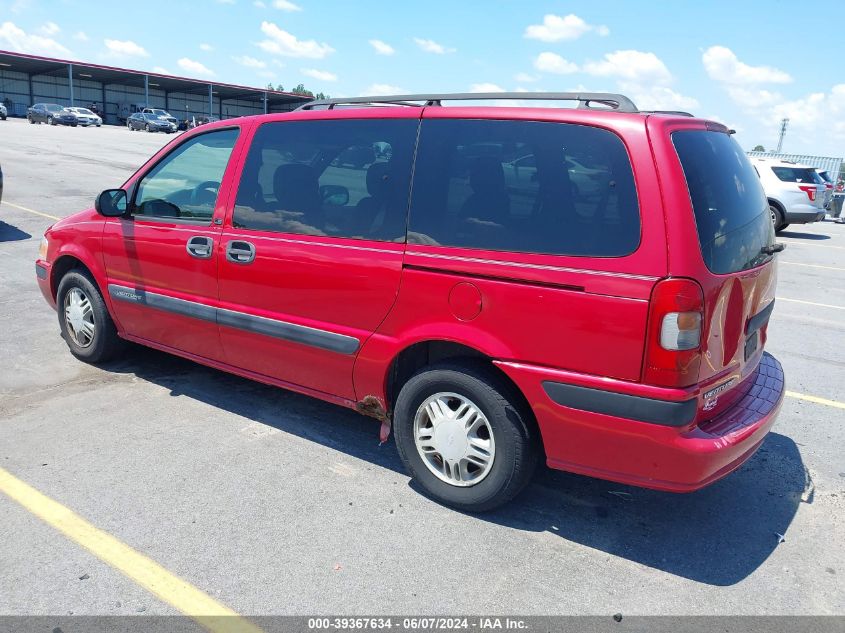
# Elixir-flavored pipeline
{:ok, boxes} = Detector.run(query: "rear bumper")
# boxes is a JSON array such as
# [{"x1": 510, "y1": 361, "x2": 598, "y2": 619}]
[
  {"x1": 785, "y1": 206, "x2": 825, "y2": 223},
  {"x1": 495, "y1": 353, "x2": 784, "y2": 492}
]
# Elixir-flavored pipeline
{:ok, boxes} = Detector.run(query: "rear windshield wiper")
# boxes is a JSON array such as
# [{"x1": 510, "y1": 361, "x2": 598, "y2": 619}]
[{"x1": 761, "y1": 243, "x2": 786, "y2": 255}]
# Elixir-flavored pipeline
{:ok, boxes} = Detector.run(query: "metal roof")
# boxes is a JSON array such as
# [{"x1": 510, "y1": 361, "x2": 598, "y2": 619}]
[{"x1": 0, "y1": 49, "x2": 310, "y2": 107}]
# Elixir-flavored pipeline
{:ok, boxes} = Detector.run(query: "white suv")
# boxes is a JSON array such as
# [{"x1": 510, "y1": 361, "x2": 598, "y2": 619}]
[{"x1": 751, "y1": 157, "x2": 826, "y2": 232}]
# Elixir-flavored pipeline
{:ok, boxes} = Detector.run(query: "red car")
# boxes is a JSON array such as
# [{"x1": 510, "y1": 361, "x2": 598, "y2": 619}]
[{"x1": 35, "y1": 92, "x2": 785, "y2": 511}]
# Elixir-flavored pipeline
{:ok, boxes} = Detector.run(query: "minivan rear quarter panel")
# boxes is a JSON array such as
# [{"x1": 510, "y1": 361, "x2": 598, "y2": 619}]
[{"x1": 355, "y1": 108, "x2": 669, "y2": 401}]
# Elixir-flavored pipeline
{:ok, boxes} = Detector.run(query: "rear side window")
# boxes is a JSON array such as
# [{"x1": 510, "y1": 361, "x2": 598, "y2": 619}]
[
  {"x1": 771, "y1": 166, "x2": 821, "y2": 183},
  {"x1": 673, "y1": 130, "x2": 773, "y2": 274},
  {"x1": 407, "y1": 119, "x2": 640, "y2": 257},
  {"x1": 233, "y1": 119, "x2": 418, "y2": 241}
]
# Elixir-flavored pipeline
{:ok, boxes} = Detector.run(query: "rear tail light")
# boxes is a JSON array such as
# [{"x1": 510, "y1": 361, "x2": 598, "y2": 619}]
[
  {"x1": 644, "y1": 278, "x2": 704, "y2": 388},
  {"x1": 798, "y1": 185, "x2": 817, "y2": 201}
]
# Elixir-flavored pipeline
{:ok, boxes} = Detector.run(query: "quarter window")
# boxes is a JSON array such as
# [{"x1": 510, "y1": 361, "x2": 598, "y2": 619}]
[
  {"x1": 232, "y1": 119, "x2": 418, "y2": 241},
  {"x1": 407, "y1": 119, "x2": 640, "y2": 256},
  {"x1": 133, "y1": 128, "x2": 239, "y2": 222}
]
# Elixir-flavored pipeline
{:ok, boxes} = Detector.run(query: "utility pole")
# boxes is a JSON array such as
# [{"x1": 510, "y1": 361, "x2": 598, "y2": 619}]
[{"x1": 776, "y1": 118, "x2": 789, "y2": 153}]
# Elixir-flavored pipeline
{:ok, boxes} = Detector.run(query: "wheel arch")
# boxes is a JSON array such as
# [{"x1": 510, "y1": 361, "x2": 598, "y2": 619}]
[
  {"x1": 768, "y1": 198, "x2": 786, "y2": 215},
  {"x1": 382, "y1": 339, "x2": 545, "y2": 457}
]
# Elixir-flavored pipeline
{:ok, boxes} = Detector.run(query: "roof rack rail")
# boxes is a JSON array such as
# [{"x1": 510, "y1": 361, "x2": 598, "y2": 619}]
[
  {"x1": 296, "y1": 92, "x2": 639, "y2": 113},
  {"x1": 642, "y1": 110, "x2": 695, "y2": 117}
]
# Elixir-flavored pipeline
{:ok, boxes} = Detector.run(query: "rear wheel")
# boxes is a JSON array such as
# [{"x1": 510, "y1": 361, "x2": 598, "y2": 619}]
[
  {"x1": 57, "y1": 270, "x2": 124, "y2": 364},
  {"x1": 145, "y1": 124, "x2": 151, "y2": 132},
  {"x1": 28, "y1": 116, "x2": 34, "y2": 124},
  {"x1": 48, "y1": 115, "x2": 55, "y2": 125},
  {"x1": 393, "y1": 361, "x2": 538, "y2": 512}
]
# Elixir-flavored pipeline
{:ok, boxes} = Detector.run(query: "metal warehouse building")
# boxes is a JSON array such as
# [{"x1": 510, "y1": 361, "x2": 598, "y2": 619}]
[{"x1": 0, "y1": 50, "x2": 310, "y2": 125}]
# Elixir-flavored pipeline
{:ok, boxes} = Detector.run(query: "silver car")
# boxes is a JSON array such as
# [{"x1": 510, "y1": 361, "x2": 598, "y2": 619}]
[
  {"x1": 751, "y1": 157, "x2": 826, "y2": 232},
  {"x1": 0, "y1": 102, "x2": 7, "y2": 120}
]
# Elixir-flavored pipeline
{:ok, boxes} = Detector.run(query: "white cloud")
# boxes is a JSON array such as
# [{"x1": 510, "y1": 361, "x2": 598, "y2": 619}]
[
  {"x1": 257, "y1": 22, "x2": 334, "y2": 58},
  {"x1": 366, "y1": 83, "x2": 405, "y2": 96},
  {"x1": 152, "y1": 66, "x2": 171, "y2": 75},
  {"x1": 199, "y1": 43, "x2": 214, "y2": 52},
  {"x1": 533, "y1": 52, "x2": 578, "y2": 75},
  {"x1": 470, "y1": 83, "x2": 505, "y2": 93},
  {"x1": 0, "y1": 21, "x2": 70, "y2": 56},
  {"x1": 725, "y1": 87, "x2": 783, "y2": 108},
  {"x1": 514, "y1": 72, "x2": 539, "y2": 83},
  {"x1": 39, "y1": 22, "x2": 60, "y2": 36},
  {"x1": 583, "y1": 50, "x2": 672, "y2": 84},
  {"x1": 257, "y1": 69, "x2": 276, "y2": 79},
  {"x1": 254, "y1": 0, "x2": 266, "y2": 6},
  {"x1": 233, "y1": 55, "x2": 266, "y2": 68},
  {"x1": 524, "y1": 13, "x2": 609, "y2": 41},
  {"x1": 702, "y1": 46, "x2": 792, "y2": 85},
  {"x1": 623, "y1": 84, "x2": 699, "y2": 111},
  {"x1": 413, "y1": 37, "x2": 455, "y2": 54},
  {"x1": 177, "y1": 57, "x2": 215, "y2": 77},
  {"x1": 302, "y1": 68, "x2": 338, "y2": 81},
  {"x1": 369, "y1": 39, "x2": 395, "y2": 56},
  {"x1": 104, "y1": 38, "x2": 149, "y2": 57},
  {"x1": 272, "y1": 0, "x2": 302, "y2": 10},
  {"x1": 73, "y1": 31, "x2": 88, "y2": 41}
]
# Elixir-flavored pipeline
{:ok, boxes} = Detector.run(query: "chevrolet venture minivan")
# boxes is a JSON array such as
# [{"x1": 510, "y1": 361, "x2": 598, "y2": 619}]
[{"x1": 36, "y1": 92, "x2": 785, "y2": 511}]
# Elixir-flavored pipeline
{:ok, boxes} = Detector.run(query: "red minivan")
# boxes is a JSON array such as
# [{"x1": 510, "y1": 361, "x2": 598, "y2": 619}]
[{"x1": 35, "y1": 92, "x2": 785, "y2": 511}]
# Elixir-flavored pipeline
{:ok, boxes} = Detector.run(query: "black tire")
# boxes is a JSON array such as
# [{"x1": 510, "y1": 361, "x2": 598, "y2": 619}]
[
  {"x1": 28, "y1": 116, "x2": 34, "y2": 124},
  {"x1": 48, "y1": 116, "x2": 55, "y2": 125},
  {"x1": 56, "y1": 270, "x2": 124, "y2": 364},
  {"x1": 394, "y1": 361, "x2": 539, "y2": 512},
  {"x1": 777, "y1": 223, "x2": 790, "y2": 233},
  {"x1": 770, "y1": 204, "x2": 786, "y2": 232},
  {"x1": 145, "y1": 124, "x2": 151, "y2": 132}
]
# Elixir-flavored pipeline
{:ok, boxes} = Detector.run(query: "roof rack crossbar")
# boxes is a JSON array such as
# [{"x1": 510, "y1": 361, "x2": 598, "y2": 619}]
[{"x1": 297, "y1": 92, "x2": 639, "y2": 113}]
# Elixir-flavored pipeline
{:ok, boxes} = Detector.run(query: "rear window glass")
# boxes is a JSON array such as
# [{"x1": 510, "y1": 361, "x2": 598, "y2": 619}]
[
  {"x1": 673, "y1": 130, "x2": 774, "y2": 274},
  {"x1": 407, "y1": 119, "x2": 640, "y2": 257},
  {"x1": 771, "y1": 166, "x2": 820, "y2": 183}
]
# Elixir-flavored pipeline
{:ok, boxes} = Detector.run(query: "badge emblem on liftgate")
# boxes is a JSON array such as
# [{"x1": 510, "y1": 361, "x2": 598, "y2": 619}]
[{"x1": 702, "y1": 378, "x2": 737, "y2": 410}]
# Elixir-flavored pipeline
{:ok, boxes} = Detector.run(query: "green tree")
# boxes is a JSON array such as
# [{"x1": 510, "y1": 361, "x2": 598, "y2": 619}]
[
  {"x1": 291, "y1": 83, "x2": 314, "y2": 97},
  {"x1": 752, "y1": 144, "x2": 765, "y2": 152}
]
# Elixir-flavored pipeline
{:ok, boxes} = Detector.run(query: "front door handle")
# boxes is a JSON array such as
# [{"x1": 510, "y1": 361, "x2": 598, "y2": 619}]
[
  {"x1": 226, "y1": 240, "x2": 256, "y2": 264},
  {"x1": 186, "y1": 236, "x2": 214, "y2": 259}
]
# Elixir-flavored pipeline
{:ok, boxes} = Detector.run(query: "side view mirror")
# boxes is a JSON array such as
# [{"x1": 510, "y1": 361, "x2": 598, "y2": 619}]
[
  {"x1": 95, "y1": 189, "x2": 128, "y2": 217},
  {"x1": 320, "y1": 184, "x2": 349, "y2": 207}
]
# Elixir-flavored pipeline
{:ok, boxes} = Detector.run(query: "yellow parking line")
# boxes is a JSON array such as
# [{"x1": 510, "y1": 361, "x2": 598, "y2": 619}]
[
  {"x1": 778, "y1": 297, "x2": 845, "y2": 311},
  {"x1": 780, "y1": 261, "x2": 845, "y2": 272},
  {"x1": 0, "y1": 467, "x2": 263, "y2": 633},
  {"x1": 786, "y1": 391, "x2": 845, "y2": 410},
  {"x1": 1, "y1": 200, "x2": 61, "y2": 221}
]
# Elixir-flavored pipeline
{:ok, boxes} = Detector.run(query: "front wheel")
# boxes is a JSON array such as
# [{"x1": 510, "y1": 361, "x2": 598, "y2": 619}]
[
  {"x1": 394, "y1": 362, "x2": 539, "y2": 512},
  {"x1": 48, "y1": 116, "x2": 55, "y2": 125},
  {"x1": 56, "y1": 270, "x2": 125, "y2": 364},
  {"x1": 145, "y1": 124, "x2": 151, "y2": 132}
]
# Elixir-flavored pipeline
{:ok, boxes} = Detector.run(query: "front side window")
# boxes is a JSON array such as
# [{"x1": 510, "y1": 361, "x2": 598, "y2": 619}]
[
  {"x1": 233, "y1": 119, "x2": 418, "y2": 241},
  {"x1": 407, "y1": 119, "x2": 641, "y2": 257},
  {"x1": 133, "y1": 128, "x2": 239, "y2": 222}
]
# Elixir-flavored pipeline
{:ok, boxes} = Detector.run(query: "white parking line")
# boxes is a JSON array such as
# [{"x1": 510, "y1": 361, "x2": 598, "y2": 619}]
[
  {"x1": 778, "y1": 297, "x2": 845, "y2": 310},
  {"x1": 780, "y1": 261, "x2": 845, "y2": 272}
]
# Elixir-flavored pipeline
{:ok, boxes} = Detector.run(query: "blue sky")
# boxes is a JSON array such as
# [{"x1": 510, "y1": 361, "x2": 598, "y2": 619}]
[{"x1": 2, "y1": 0, "x2": 845, "y2": 156}]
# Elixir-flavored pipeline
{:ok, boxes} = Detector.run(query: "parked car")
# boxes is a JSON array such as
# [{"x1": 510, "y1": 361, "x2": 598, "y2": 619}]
[
  {"x1": 142, "y1": 108, "x2": 179, "y2": 128},
  {"x1": 65, "y1": 107, "x2": 102, "y2": 127},
  {"x1": 127, "y1": 112, "x2": 176, "y2": 133},
  {"x1": 815, "y1": 169, "x2": 834, "y2": 209},
  {"x1": 117, "y1": 101, "x2": 147, "y2": 124},
  {"x1": 35, "y1": 92, "x2": 785, "y2": 511},
  {"x1": 0, "y1": 163, "x2": 3, "y2": 207},
  {"x1": 0, "y1": 103, "x2": 7, "y2": 120},
  {"x1": 751, "y1": 157, "x2": 826, "y2": 231},
  {"x1": 28, "y1": 103, "x2": 77, "y2": 126}
]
